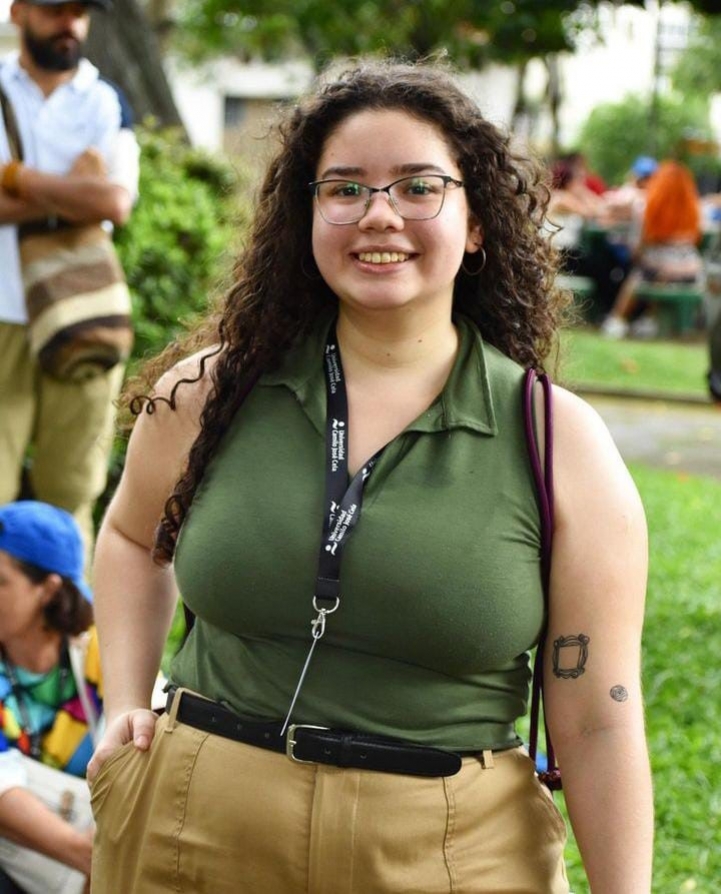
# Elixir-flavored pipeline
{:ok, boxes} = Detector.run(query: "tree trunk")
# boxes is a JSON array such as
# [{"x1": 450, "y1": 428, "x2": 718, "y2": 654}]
[
  {"x1": 85, "y1": 0, "x2": 185, "y2": 132},
  {"x1": 511, "y1": 60, "x2": 528, "y2": 123},
  {"x1": 544, "y1": 54, "x2": 562, "y2": 158},
  {"x1": 146, "y1": 0, "x2": 176, "y2": 53},
  {"x1": 511, "y1": 61, "x2": 532, "y2": 142}
]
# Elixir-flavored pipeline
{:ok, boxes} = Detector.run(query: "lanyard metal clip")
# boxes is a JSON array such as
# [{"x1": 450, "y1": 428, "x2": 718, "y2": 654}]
[
  {"x1": 311, "y1": 595, "x2": 339, "y2": 640},
  {"x1": 281, "y1": 595, "x2": 340, "y2": 736}
]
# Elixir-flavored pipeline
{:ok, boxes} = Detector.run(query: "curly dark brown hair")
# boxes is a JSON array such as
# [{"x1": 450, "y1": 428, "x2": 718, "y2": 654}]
[{"x1": 132, "y1": 58, "x2": 568, "y2": 564}]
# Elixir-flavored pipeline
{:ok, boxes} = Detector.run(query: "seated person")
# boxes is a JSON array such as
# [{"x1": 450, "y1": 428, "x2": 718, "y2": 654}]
[
  {"x1": 604, "y1": 156, "x2": 658, "y2": 228},
  {"x1": 0, "y1": 501, "x2": 100, "y2": 891},
  {"x1": 598, "y1": 157, "x2": 658, "y2": 306},
  {"x1": 565, "y1": 150, "x2": 608, "y2": 196},
  {"x1": 548, "y1": 157, "x2": 627, "y2": 320},
  {"x1": 548, "y1": 155, "x2": 607, "y2": 228},
  {"x1": 602, "y1": 160, "x2": 703, "y2": 339}
]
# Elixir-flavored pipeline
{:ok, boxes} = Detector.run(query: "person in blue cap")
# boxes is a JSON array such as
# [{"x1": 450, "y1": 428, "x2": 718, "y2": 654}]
[
  {"x1": 631, "y1": 156, "x2": 658, "y2": 183},
  {"x1": 0, "y1": 500, "x2": 101, "y2": 890}
]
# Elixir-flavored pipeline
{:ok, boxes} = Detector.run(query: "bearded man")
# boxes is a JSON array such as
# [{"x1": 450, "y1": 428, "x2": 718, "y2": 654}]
[{"x1": 0, "y1": 0, "x2": 139, "y2": 555}]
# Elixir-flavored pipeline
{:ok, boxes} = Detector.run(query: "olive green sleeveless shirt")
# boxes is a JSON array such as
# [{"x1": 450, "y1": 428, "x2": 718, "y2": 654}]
[{"x1": 171, "y1": 315, "x2": 543, "y2": 751}]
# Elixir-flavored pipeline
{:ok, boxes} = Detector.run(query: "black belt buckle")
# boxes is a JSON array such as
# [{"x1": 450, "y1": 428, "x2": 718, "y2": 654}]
[
  {"x1": 286, "y1": 723, "x2": 330, "y2": 763},
  {"x1": 285, "y1": 723, "x2": 462, "y2": 777}
]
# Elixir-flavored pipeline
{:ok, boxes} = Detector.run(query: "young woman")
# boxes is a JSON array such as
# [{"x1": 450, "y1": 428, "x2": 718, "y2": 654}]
[
  {"x1": 88, "y1": 60, "x2": 653, "y2": 893},
  {"x1": 0, "y1": 500, "x2": 100, "y2": 891}
]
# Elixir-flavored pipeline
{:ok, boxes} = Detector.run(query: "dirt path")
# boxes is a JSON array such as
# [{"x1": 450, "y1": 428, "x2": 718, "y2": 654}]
[{"x1": 584, "y1": 395, "x2": 721, "y2": 480}]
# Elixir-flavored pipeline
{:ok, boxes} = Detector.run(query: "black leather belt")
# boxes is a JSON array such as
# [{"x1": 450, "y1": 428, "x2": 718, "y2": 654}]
[{"x1": 167, "y1": 689, "x2": 463, "y2": 778}]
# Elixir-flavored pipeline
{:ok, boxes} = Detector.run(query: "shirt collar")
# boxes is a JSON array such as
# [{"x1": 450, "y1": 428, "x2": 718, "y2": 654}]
[
  {"x1": 2, "y1": 55, "x2": 98, "y2": 95},
  {"x1": 260, "y1": 312, "x2": 498, "y2": 438}
]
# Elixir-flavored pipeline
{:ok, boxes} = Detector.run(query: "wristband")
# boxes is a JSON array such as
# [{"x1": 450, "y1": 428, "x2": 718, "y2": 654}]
[{"x1": 1, "y1": 160, "x2": 25, "y2": 197}]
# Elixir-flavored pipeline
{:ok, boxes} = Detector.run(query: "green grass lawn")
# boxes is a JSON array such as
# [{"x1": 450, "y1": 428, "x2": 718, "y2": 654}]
[
  {"x1": 560, "y1": 328, "x2": 709, "y2": 398},
  {"x1": 162, "y1": 466, "x2": 720, "y2": 892},
  {"x1": 559, "y1": 464, "x2": 721, "y2": 893}
]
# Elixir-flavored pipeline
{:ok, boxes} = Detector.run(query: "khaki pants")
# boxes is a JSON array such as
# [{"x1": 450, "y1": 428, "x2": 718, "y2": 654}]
[
  {"x1": 90, "y1": 693, "x2": 569, "y2": 894},
  {"x1": 0, "y1": 322, "x2": 123, "y2": 553}
]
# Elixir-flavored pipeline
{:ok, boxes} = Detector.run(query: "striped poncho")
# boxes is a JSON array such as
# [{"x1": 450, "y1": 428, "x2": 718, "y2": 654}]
[{"x1": 0, "y1": 627, "x2": 102, "y2": 789}]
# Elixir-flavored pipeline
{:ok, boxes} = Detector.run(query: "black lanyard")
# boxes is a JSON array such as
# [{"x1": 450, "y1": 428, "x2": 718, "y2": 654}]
[
  {"x1": 0, "y1": 642, "x2": 70, "y2": 760},
  {"x1": 281, "y1": 329, "x2": 382, "y2": 733}
]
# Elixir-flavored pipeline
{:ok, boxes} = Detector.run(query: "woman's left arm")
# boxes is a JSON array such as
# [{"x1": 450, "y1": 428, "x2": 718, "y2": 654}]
[{"x1": 543, "y1": 386, "x2": 653, "y2": 894}]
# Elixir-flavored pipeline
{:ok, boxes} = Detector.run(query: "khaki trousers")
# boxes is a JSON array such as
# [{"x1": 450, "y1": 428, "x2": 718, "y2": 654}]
[
  {"x1": 0, "y1": 322, "x2": 123, "y2": 553},
  {"x1": 90, "y1": 693, "x2": 569, "y2": 894}
]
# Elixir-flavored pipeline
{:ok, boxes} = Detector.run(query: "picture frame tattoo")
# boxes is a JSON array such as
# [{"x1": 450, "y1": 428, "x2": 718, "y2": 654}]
[{"x1": 552, "y1": 634, "x2": 590, "y2": 679}]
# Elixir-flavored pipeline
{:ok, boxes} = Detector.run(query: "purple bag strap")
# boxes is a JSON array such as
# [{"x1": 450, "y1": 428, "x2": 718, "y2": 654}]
[{"x1": 522, "y1": 368, "x2": 562, "y2": 791}]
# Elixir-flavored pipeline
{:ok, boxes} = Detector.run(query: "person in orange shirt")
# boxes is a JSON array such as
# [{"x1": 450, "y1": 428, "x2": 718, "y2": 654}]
[{"x1": 602, "y1": 160, "x2": 702, "y2": 338}]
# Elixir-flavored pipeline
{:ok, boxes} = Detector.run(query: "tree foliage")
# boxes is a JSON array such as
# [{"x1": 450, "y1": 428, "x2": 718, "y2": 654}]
[
  {"x1": 115, "y1": 125, "x2": 244, "y2": 365},
  {"x1": 174, "y1": 0, "x2": 610, "y2": 69},
  {"x1": 173, "y1": 0, "x2": 721, "y2": 71},
  {"x1": 689, "y1": 0, "x2": 721, "y2": 12},
  {"x1": 96, "y1": 125, "x2": 245, "y2": 522},
  {"x1": 671, "y1": 15, "x2": 721, "y2": 99},
  {"x1": 577, "y1": 92, "x2": 711, "y2": 186}
]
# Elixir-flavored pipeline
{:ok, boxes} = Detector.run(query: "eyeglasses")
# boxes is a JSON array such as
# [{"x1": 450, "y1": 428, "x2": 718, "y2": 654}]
[{"x1": 309, "y1": 174, "x2": 464, "y2": 225}]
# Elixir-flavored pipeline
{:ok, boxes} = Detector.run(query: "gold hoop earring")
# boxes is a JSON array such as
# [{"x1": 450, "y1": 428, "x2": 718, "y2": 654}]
[{"x1": 461, "y1": 246, "x2": 486, "y2": 276}]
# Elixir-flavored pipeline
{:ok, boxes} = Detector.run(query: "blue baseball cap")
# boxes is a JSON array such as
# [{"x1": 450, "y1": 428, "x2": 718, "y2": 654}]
[
  {"x1": 632, "y1": 156, "x2": 658, "y2": 179},
  {"x1": 0, "y1": 501, "x2": 92, "y2": 602}
]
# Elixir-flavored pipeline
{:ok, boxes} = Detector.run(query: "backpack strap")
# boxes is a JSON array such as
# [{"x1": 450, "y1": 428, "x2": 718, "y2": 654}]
[
  {"x1": 0, "y1": 84, "x2": 24, "y2": 161},
  {"x1": 68, "y1": 634, "x2": 101, "y2": 746},
  {"x1": 522, "y1": 368, "x2": 562, "y2": 791}
]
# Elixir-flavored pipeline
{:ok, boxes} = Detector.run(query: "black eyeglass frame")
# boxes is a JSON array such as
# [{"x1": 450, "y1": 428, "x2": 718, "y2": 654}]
[{"x1": 308, "y1": 174, "x2": 465, "y2": 225}]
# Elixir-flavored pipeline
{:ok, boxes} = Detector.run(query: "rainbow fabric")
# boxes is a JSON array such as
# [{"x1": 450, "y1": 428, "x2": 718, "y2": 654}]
[{"x1": 0, "y1": 627, "x2": 102, "y2": 778}]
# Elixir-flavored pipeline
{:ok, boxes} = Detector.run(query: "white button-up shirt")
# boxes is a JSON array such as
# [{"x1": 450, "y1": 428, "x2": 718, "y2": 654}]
[{"x1": 0, "y1": 54, "x2": 140, "y2": 324}]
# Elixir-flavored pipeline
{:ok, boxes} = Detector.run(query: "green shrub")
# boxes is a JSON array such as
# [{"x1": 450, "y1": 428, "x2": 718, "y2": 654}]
[
  {"x1": 115, "y1": 124, "x2": 249, "y2": 365},
  {"x1": 577, "y1": 93, "x2": 711, "y2": 186},
  {"x1": 96, "y1": 126, "x2": 251, "y2": 523}
]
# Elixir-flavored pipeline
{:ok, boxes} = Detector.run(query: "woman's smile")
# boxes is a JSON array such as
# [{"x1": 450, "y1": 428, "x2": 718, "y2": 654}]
[{"x1": 355, "y1": 250, "x2": 413, "y2": 265}]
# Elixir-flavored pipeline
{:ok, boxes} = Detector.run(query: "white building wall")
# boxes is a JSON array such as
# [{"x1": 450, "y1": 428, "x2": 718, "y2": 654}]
[
  {"x1": 559, "y1": 4, "x2": 658, "y2": 145},
  {"x1": 556, "y1": 1, "x2": 693, "y2": 147},
  {"x1": 460, "y1": 64, "x2": 519, "y2": 133},
  {"x1": 156, "y1": 58, "x2": 523, "y2": 155},
  {"x1": 169, "y1": 57, "x2": 313, "y2": 151}
]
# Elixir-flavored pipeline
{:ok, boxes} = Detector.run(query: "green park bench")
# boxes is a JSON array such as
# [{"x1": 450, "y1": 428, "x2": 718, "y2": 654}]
[{"x1": 632, "y1": 281, "x2": 704, "y2": 336}]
